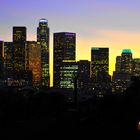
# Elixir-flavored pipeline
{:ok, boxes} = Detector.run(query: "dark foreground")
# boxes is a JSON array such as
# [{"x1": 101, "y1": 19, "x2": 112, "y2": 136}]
[{"x1": 0, "y1": 80, "x2": 140, "y2": 139}]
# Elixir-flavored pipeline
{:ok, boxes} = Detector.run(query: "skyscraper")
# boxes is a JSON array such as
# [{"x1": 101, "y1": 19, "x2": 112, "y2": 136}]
[
  {"x1": 121, "y1": 49, "x2": 133, "y2": 74},
  {"x1": 90, "y1": 47, "x2": 110, "y2": 97},
  {"x1": 4, "y1": 42, "x2": 14, "y2": 79},
  {"x1": 133, "y1": 58, "x2": 140, "y2": 76},
  {"x1": 112, "y1": 49, "x2": 133, "y2": 93},
  {"x1": 13, "y1": 27, "x2": 26, "y2": 71},
  {"x1": 0, "y1": 41, "x2": 3, "y2": 58},
  {"x1": 115, "y1": 56, "x2": 121, "y2": 72},
  {"x1": 60, "y1": 60, "x2": 78, "y2": 89},
  {"x1": 77, "y1": 60, "x2": 90, "y2": 89},
  {"x1": 37, "y1": 18, "x2": 50, "y2": 87},
  {"x1": 0, "y1": 41, "x2": 4, "y2": 79},
  {"x1": 26, "y1": 41, "x2": 41, "y2": 86},
  {"x1": 91, "y1": 47, "x2": 109, "y2": 82},
  {"x1": 53, "y1": 32, "x2": 76, "y2": 88}
]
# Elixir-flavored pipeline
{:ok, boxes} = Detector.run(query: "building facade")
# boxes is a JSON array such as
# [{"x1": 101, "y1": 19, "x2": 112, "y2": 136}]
[
  {"x1": 53, "y1": 32, "x2": 76, "y2": 88},
  {"x1": 13, "y1": 27, "x2": 26, "y2": 71},
  {"x1": 60, "y1": 60, "x2": 78, "y2": 89},
  {"x1": 0, "y1": 41, "x2": 4, "y2": 79},
  {"x1": 37, "y1": 18, "x2": 50, "y2": 87},
  {"x1": 133, "y1": 58, "x2": 140, "y2": 76},
  {"x1": 115, "y1": 56, "x2": 121, "y2": 72},
  {"x1": 26, "y1": 41, "x2": 41, "y2": 86},
  {"x1": 4, "y1": 42, "x2": 14, "y2": 80},
  {"x1": 77, "y1": 60, "x2": 90, "y2": 89},
  {"x1": 121, "y1": 49, "x2": 133, "y2": 74},
  {"x1": 91, "y1": 47, "x2": 109, "y2": 82}
]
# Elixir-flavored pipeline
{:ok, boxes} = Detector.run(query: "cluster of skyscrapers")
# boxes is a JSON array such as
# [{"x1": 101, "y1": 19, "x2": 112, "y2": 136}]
[
  {"x1": 0, "y1": 18, "x2": 139, "y2": 96},
  {"x1": 112, "y1": 49, "x2": 140, "y2": 93}
]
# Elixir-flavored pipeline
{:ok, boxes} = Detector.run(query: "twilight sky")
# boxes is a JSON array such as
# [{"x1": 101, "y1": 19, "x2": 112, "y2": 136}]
[{"x1": 1, "y1": 0, "x2": 140, "y2": 86}]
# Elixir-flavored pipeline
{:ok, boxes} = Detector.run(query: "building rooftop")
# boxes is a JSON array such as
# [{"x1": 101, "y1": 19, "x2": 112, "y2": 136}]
[
  {"x1": 122, "y1": 49, "x2": 132, "y2": 54},
  {"x1": 39, "y1": 18, "x2": 48, "y2": 23}
]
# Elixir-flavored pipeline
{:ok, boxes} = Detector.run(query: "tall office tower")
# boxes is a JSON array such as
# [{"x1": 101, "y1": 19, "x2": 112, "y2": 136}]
[
  {"x1": 121, "y1": 49, "x2": 133, "y2": 74},
  {"x1": 60, "y1": 60, "x2": 78, "y2": 89},
  {"x1": 4, "y1": 42, "x2": 14, "y2": 78},
  {"x1": 91, "y1": 47, "x2": 109, "y2": 82},
  {"x1": 13, "y1": 27, "x2": 26, "y2": 71},
  {"x1": 112, "y1": 49, "x2": 133, "y2": 93},
  {"x1": 115, "y1": 56, "x2": 121, "y2": 72},
  {"x1": 53, "y1": 32, "x2": 76, "y2": 88},
  {"x1": 26, "y1": 41, "x2": 41, "y2": 86},
  {"x1": 77, "y1": 60, "x2": 90, "y2": 89},
  {"x1": 0, "y1": 41, "x2": 4, "y2": 79},
  {"x1": 133, "y1": 58, "x2": 140, "y2": 76},
  {"x1": 37, "y1": 18, "x2": 50, "y2": 87}
]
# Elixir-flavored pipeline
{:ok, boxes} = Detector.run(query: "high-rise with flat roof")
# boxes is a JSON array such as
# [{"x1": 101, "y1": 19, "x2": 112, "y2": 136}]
[
  {"x1": 4, "y1": 42, "x2": 14, "y2": 79},
  {"x1": 132, "y1": 58, "x2": 140, "y2": 76},
  {"x1": 53, "y1": 32, "x2": 76, "y2": 88},
  {"x1": 115, "y1": 56, "x2": 121, "y2": 72},
  {"x1": 26, "y1": 41, "x2": 41, "y2": 86},
  {"x1": 60, "y1": 60, "x2": 78, "y2": 89},
  {"x1": 0, "y1": 41, "x2": 4, "y2": 79},
  {"x1": 77, "y1": 60, "x2": 90, "y2": 89},
  {"x1": 13, "y1": 27, "x2": 26, "y2": 71},
  {"x1": 91, "y1": 47, "x2": 109, "y2": 82}
]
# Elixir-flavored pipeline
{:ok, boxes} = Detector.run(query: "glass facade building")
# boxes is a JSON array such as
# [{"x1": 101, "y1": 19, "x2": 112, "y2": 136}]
[
  {"x1": 77, "y1": 60, "x2": 90, "y2": 89},
  {"x1": 26, "y1": 41, "x2": 41, "y2": 86},
  {"x1": 133, "y1": 58, "x2": 140, "y2": 76},
  {"x1": 4, "y1": 42, "x2": 14, "y2": 79},
  {"x1": 60, "y1": 60, "x2": 78, "y2": 89},
  {"x1": 121, "y1": 49, "x2": 133, "y2": 74},
  {"x1": 115, "y1": 56, "x2": 121, "y2": 72},
  {"x1": 37, "y1": 18, "x2": 50, "y2": 87},
  {"x1": 53, "y1": 32, "x2": 76, "y2": 88},
  {"x1": 91, "y1": 47, "x2": 109, "y2": 82},
  {"x1": 13, "y1": 27, "x2": 26, "y2": 71},
  {"x1": 0, "y1": 41, "x2": 4, "y2": 79}
]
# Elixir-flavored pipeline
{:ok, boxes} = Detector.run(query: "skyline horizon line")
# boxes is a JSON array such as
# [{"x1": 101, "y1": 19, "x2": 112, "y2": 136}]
[{"x1": 1, "y1": 20, "x2": 140, "y2": 87}]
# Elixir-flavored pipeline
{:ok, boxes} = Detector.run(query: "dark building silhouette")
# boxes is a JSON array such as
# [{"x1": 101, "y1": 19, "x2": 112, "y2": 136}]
[
  {"x1": 37, "y1": 18, "x2": 50, "y2": 87},
  {"x1": 53, "y1": 32, "x2": 76, "y2": 88},
  {"x1": 13, "y1": 26, "x2": 26, "y2": 71},
  {"x1": 0, "y1": 41, "x2": 4, "y2": 79},
  {"x1": 77, "y1": 60, "x2": 90, "y2": 89},
  {"x1": 9, "y1": 27, "x2": 32, "y2": 86},
  {"x1": 3, "y1": 42, "x2": 14, "y2": 81},
  {"x1": 112, "y1": 71, "x2": 132, "y2": 93}
]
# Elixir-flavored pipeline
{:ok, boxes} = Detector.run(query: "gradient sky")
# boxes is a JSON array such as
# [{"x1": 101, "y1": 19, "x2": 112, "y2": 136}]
[{"x1": 1, "y1": 0, "x2": 140, "y2": 86}]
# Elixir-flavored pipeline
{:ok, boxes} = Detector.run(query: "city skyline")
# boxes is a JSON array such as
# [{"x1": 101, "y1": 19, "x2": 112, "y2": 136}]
[{"x1": 1, "y1": 0, "x2": 140, "y2": 86}]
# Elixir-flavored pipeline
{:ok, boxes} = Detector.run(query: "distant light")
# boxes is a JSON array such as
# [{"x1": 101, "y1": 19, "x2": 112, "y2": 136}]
[
  {"x1": 138, "y1": 121, "x2": 140, "y2": 130},
  {"x1": 65, "y1": 33, "x2": 75, "y2": 36},
  {"x1": 91, "y1": 48, "x2": 99, "y2": 51},
  {"x1": 122, "y1": 49, "x2": 132, "y2": 54},
  {"x1": 39, "y1": 18, "x2": 48, "y2": 23},
  {"x1": 63, "y1": 60, "x2": 76, "y2": 63}
]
